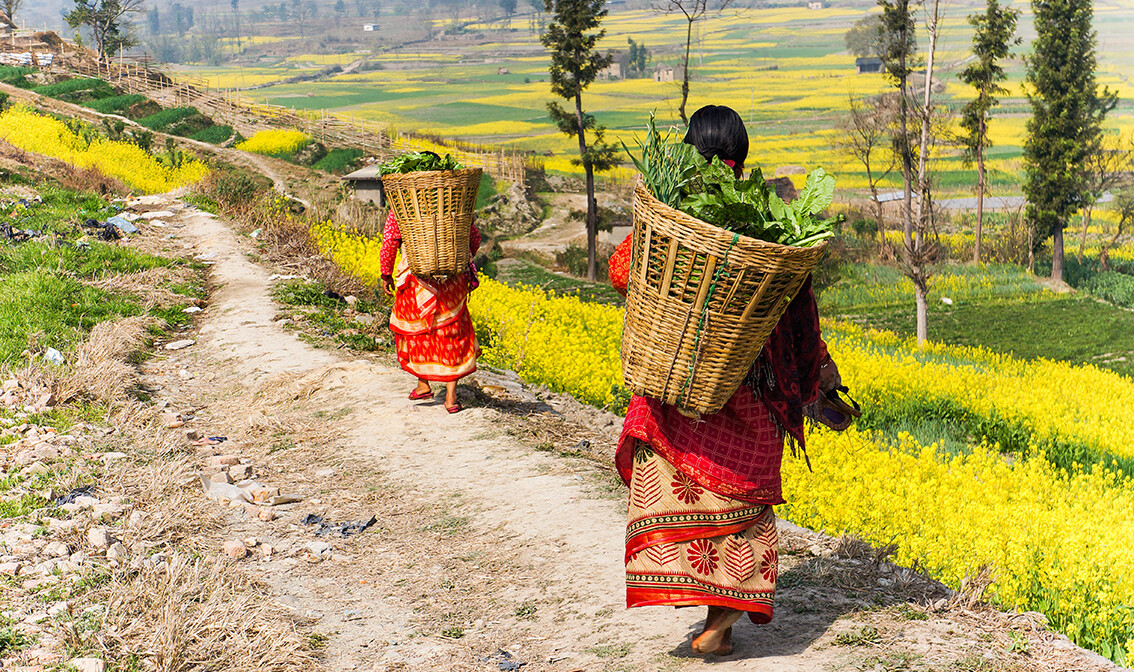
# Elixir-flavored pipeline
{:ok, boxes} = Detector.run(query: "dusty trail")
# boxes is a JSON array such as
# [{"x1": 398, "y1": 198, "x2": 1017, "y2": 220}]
[{"x1": 137, "y1": 195, "x2": 1114, "y2": 672}]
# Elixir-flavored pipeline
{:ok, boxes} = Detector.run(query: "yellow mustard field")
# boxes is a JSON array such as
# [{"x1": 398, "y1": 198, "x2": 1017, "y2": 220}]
[
  {"x1": 0, "y1": 106, "x2": 208, "y2": 194},
  {"x1": 311, "y1": 221, "x2": 1134, "y2": 660},
  {"x1": 235, "y1": 129, "x2": 312, "y2": 156}
]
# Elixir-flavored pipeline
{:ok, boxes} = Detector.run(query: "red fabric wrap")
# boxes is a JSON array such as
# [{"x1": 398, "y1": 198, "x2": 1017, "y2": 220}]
[{"x1": 609, "y1": 234, "x2": 826, "y2": 503}]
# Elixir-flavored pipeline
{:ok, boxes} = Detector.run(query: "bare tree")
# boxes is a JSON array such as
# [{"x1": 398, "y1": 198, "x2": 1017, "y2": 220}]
[
  {"x1": 1078, "y1": 132, "x2": 1134, "y2": 263},
  {"x1": 906, "y1": 0, "x2": 944, "y2": 345},
  {"x1": 834, "y1": 93, "x2": 895, "y2": 247},
  {"x1": 1099, "y1": 185, "x2": 1134, "y2": 271},
  {"x1": 1, "y1": 0, "x2": 22, "y2": 24},
  {"x1": 654, "y1": 0, "x2": 733, "y2": 125}
]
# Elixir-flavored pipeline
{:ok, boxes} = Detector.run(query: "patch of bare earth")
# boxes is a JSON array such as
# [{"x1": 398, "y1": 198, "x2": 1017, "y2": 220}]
[{"x1": 113, "y1": 194, "x2": 1116, "y2": 672}]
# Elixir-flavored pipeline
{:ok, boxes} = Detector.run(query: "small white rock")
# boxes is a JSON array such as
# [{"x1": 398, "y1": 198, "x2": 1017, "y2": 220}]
[
  {"x1": 43, "y1": 541, "x2": 69, "y2": 558},
  {"x1": 107, "y1": 542, "x2": 129, "y2": 561},
  {"x1": 165, "y1": 339, "x2": 196, "y2": 351},
  {"x1": 70, "y1": 657, "x2": 108, "y2": 672},
  {"x1": 86, "y1": 527, "x2": 113, "y2": 549}
]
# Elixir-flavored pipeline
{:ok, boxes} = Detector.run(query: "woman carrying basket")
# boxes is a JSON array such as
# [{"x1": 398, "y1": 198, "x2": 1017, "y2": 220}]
[
  {"x1": 379, "y1": 210, "x2": 481, "y2": 414},
  {"x1": 608, "y1": 105, "x2": 844, "y2": 656}
]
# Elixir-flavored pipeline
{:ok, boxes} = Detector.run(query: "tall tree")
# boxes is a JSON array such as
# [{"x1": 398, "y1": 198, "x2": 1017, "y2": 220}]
[
  {"x1": 146, "y1": 5, "x2": 160, "y2": 34},
  {"x1": 834, "y1": 93, "x2": 895, "y2": 247},
  {"x1": 231, "y1": 0, "x2": 241, "y2": 48},
  {"x1": 656, "y1": 0, "x2": 733, "y2": 124},
  {"x1": 541, "y1": 0, "x2": 619, "y2": 280},
  {"x1": 627, "y1": 37, "x2": 650, "y2": 77},
  {"x1": 334, "y1": 0, "x2": 346, "y2": 25},
  {"x1": 844, "y1": 14, "x2": 881, "y2": 58},
  {"x1": 959, "y1": 0, "x2": 1018, "y2": 263},
  {"x1": 1, "y1": 0, "x2": 22, "y2": 24},
  {"x1": 877, "y1": 0, "x2": 920, "y2": 273},
  {"x1": 500, "y1": 0, "x2": 517, "y2": 26},
  {"x1": 1023, "y1": 0, "x2": 1116, "y2": 284},
  {"x1": 65, "y1": 0, "x2": 145, "y2": 60}
]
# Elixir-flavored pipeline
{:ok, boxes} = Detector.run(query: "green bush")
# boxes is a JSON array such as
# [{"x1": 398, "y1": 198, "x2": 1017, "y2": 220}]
[
  {"x1": 1083, "y1": 271, "x2": 1134, "y2": 309},
  {"x1": 84, "y1": 93, "x2": 146, "y2": 115},
  {"x1": 189, "y1": 124, "x2": 237, "y2": 144},
  {"x1": 0, "y1": 66, "x2": 33, "y2": 89},
  {"x1": 34, "y1": 78, "x2": 116, "y2": 101},
  {"x1": 312, "y1": 147, "x2": 365, "y2": 174},
  {"x1": 136, "y1": 106, "x2": 213, "y2": 136}
]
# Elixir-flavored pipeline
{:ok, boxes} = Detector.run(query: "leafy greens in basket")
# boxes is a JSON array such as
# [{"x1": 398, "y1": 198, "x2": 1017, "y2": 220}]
[
  {"x1": 623, "y1": 116, "x2": 839, "y2": 248},
  {"x1": 378, "y1": 152, "x2": 463, "y2": 175}
]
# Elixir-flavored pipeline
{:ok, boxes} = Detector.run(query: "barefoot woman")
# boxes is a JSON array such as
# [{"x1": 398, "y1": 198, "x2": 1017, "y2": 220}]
[
  {"x1": 609, "y1": 105, "x2": 842, "y2": 655},
  {"x1": 379, "y1": 208, "x2": 481, "y2": 413}
]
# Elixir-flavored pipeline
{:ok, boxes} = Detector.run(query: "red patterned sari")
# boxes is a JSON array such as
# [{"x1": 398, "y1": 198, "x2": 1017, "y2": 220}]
[{"x1": 380, "y1": 212, "x2": 480, "y2": 382}]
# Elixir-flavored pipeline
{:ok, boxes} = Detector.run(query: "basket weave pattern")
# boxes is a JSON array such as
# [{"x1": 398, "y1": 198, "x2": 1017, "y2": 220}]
[
  {"x1": 621, "y1": 181, "x2": 828, "y2": 415},
  {"x1": 381, "y1": 168, "x2": 482, "y2": 279}
]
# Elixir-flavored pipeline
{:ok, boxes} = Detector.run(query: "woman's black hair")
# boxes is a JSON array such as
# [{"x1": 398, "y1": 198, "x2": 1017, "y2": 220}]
[{"x1": 683, "y1": 105, "x2": 749, "y2": 172}]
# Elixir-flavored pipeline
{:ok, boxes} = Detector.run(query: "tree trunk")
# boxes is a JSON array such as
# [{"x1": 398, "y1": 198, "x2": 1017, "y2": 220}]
[
  {"x1": 1077, "y1": 204, "x2": 1092, "y2": 263},
  {"x1": 915, "y1": 280, "x2": 928, "y2": 346},
  {"x1": 973, "y1": 127, "x2": 985, "y2": 264},
  {"x1": 575, "y1": 92, "x2": 597, "y2": 281},
  {"x1": 1051, "y1": 225, "x2": 1064, "y2": 283},
  {"x1": 679, "y1": 18, "x2": 693, "y2": 125}
]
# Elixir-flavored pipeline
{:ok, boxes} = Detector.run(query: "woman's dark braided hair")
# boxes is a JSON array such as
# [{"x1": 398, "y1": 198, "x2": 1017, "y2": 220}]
[{"x1": 683, "y1": 105, "x2": 749, "y2": 177}]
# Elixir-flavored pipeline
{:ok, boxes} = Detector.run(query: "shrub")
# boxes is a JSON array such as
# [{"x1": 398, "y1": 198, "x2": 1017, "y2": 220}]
[
  {"x1": 0, "y1": 66, "x2": 33, "y2": 88},
  {"x1": 84, "y1": 94, "x2": 147, "y2": 115},
  {"x1": 34, "y1": 77, "x2": 116, "y2": 101},
  {"x1": 312, "y1": 147, "x2": 364, "y2": 174},
  {"x1": 189, "y1": 124, "x2": 237, "y2": 144}
]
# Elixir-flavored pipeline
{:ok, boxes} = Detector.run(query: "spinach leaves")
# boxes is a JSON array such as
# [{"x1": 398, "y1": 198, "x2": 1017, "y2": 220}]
[{"x1": 378, "y1": 152, "x2": 463, "y2": 175}]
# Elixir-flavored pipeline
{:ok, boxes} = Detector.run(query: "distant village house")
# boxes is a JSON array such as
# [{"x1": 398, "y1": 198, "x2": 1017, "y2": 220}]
[
  {"x1": 363, "y1": 24, "x2": 377, "y2": 31},
  {"x1": 855, "y1": 57, "x2": 883, "y2": 74},
  {"x1": 807, "y1": 0, "x2": 828, "y2": 8},
  {"x1": 653, "y1": 62, "x2": 685, "y2": 83},
  {"x1": 598, "y1": 52, "x2": 631, "y2": 81}
]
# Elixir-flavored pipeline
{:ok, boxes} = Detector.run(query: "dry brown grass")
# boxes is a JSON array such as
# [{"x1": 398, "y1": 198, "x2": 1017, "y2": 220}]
[
  {"x1": 58, "y1": 316, "x2": 157, "y2": 405},
  {"x1": 86, "y1": 267, "x2": 197, "y2": 310},
  {"x1": 100, "y1": 555, "x2": 320, "y2": 672}
]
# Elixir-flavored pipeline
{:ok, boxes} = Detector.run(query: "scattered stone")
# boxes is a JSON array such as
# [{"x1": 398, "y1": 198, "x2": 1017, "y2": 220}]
[
  {"x1": 210, "y1": 471, "x2": 234, "y2": 485},
  {"x1": 69, "y1": 551, "x2": 87, "y2": 565},
  {"x1": 106, "y1": 542, "x2": 129, "y2": 562},
  {"x1": 186, "y1": 429, "x2": 200, "y2": 441},
  {"x1": 99, "y1": 451, "x2": 128, "y2": 464},
  {"x1": 305, "y1": 541, "x2": 332, "y2": 556},
  {"x1": 164, "y1": 339, "x2": 196, "y2": 351},
  {"x1": 44, "y1": 348, "x2": 65, "y2": 366},
  {"x1": 86, "y1": 528, "x2": 113, "y2": 549},
  {"x1": 258, "y1": 508, "x2": 276, "y2": 522},
  {"x1": 183, "y1": 306, "x2": 202, "y2": 314},
  {"x1": 43, "y1": 542, "x2": 69, "y2": 558},
  {"x1": 23, "y1": 461, "x2": 50, "y2": 477},
  {"x1": 208, "y1": 455, "x2": 241, "y2": 467},
  {"x1": 73, "y1": 495, "x2": 100, "y2": 509},
  {"x1": 93, "y1": 503, "x2": 124, "y2": 521},
  {"x1": 243, "y1": 537, "x2": 259, "y2": 548},
  {"x1": 315, "y1": 467, "x2": 336, "y2": 478},
  {"x1": 69, "y1": 657, "x2": 108, "y2": 672},
  {"x1": 224, "y1": 540, "x2": 249, "y2": 559},
  {"x1": 36, "y1": 393, "x2": 56, "y2": 409},
  {"x1": 0, "y1": 561, "x2": 22, "y2": 575},
  {"x1": 230, "y1": 464, "x2": 253, "y2": 480}
]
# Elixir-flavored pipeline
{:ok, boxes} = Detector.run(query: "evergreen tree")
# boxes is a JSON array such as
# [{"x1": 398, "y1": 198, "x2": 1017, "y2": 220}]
[
  {"x1": 1023, "y1": 0, "x2": 1116, "y2": 283},
  {"x1": 541, "y1": 0, "x2": 619, "y2": 280},
  {"x1": 959, "y1": 0, "x2": 1018, "y2": 263}
]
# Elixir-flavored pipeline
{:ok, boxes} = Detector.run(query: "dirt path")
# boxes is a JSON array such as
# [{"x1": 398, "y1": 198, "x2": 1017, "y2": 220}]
[{"x1": 133, "y1": 195, "x2": 1115, "y2": 672}]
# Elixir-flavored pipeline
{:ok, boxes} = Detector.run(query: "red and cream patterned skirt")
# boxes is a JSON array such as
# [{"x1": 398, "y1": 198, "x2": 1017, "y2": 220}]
[
  {"x1": 625, "y1": 442, "x2": 779, "y2": 623},
  {"x1": 389, "y1": 259, "x2": 478, "y2": 382}
]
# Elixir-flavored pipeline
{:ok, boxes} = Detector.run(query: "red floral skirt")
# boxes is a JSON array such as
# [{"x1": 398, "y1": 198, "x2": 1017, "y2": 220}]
[
  {"x1": 625, "y1": 442, "x2": 778, "y2": 623},
  {"x1": 389, "y1": 263, "x2": 478, "y2": 383}
]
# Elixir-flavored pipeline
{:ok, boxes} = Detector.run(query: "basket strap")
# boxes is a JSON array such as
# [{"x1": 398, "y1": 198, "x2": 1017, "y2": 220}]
[{"x1": 676, "y1": 233, "x2": 738, "y2": 407}]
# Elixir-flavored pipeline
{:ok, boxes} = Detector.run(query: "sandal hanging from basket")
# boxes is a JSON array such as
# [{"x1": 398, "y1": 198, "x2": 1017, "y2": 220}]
[{"x1": 811, "y1": 385, "x2": 861, "y2": 432}]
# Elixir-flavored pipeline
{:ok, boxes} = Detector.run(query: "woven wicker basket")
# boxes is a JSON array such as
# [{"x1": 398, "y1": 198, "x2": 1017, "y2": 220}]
[
  {"x1": 380, "y1": 168, "x2": 482, "y2": 279},
  {"x1": 621, "y1": 181, "x2": 828, "y2": 415}
]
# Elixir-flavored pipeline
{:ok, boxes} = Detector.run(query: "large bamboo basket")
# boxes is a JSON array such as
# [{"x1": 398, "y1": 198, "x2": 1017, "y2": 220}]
[
  {"x1": 621, "y1": 181, "x2": 829, "y2": 415},
  {"x1": 380, "y1": 168, "x2": 482, "y2": 279}
]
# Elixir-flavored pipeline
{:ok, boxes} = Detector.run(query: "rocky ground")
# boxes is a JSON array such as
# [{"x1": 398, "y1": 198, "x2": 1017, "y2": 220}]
[{"x1": 0, "y1": 188, "x2": 1121, "y2": 672}]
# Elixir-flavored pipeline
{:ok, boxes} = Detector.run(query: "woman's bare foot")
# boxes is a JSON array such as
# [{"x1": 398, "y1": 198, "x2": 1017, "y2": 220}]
[
  {"x1": 414, "y1": 380, "x2": 432, "y2": 396},
  {"x1": 444, "y1": 381, "x2": 458, "y2": 408},
  {"x1": 692, "y1": 607, "x2": 742, "y2": 655}
]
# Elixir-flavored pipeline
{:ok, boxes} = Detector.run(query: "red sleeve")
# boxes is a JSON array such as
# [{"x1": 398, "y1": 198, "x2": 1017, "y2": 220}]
[
  {"x1": 470, "y1": 221, "x2": 481, "y2": 255},
  {"x1": 608, "y1": 234, "x2": 633, "y2": 297},
  {"x1": 379, "y1": 210, "x2": 401, "y2": 276}
]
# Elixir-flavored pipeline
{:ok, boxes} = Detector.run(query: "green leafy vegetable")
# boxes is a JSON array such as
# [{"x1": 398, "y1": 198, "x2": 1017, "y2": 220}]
[
  {"x1": 378, "y1": 152, "x2": 463, "y2": 175},
  {"x1": 625, "y1": 114, "x2": 841, "y2": 248}
]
